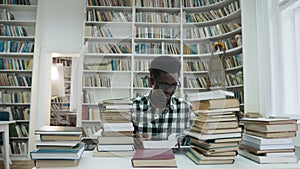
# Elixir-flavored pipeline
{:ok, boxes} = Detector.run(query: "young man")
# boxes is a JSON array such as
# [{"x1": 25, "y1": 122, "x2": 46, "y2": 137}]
[{"x1": 131, "y1": 56, "x2": 192, "y2": 142}]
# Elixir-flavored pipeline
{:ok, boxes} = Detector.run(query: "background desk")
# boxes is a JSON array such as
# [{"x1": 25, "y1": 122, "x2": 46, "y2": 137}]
[
  {"x1": 32, "y1": 151, "x2": 300, "y2": 169},
  {"x1": 0, "y1": 121, "x2": 15, "y2": 169}
]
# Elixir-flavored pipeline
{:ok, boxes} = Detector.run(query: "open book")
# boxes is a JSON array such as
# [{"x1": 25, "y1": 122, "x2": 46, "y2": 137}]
[{"x1": 142, "y1": 133, "x2": 188, "y2": 149}]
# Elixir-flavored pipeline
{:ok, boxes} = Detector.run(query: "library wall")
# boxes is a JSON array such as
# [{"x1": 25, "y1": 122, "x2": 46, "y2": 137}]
[{"x1": 240, "y1": 0, "x2": 259, "y2": 114}]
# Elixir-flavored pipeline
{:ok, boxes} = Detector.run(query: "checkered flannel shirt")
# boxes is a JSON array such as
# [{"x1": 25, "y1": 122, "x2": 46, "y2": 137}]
[{"x1": 131, "y1": 93, "x2": 192, "y2": 140}]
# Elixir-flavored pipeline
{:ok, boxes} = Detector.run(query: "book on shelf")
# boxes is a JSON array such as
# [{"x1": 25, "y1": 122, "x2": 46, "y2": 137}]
[
  {"x1": 183, "y1": 130, "x2": 241, "y2": 140},
  {"x1": 30, "y1": 142, "x2": 85, "y2": 160},
  {"x1": 34, "y1": 159, "x2": 80, "y2": 168},
  {"x1": 238, "y1": 148, "x2": 298, "y2": 164},
  {"x1": 131, "y1": 149, "x2": 177, "y2": 168},
  {"x1": 35, "y1": 126, "x2": 82, "y2": 135},
  {"x1": 192, "y1": 98, "x2": 239, "y2": 110},
  {"x1": 187, "y1": 90, "x2": 234, "y2": 102}
]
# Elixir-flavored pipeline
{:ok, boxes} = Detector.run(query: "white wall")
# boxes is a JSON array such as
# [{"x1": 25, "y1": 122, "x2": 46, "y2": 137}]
[
  {"x1": 241, "y1": 0, "x2": 260, "y2": 114},
  {"x1": 29, "y1": 0, "x2": 84, "y2": 153}
]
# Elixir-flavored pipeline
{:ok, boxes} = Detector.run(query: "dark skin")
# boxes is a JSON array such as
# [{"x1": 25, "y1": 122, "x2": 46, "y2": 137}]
[
  {"x1": 149, "y1": 72, "x2": 179, "y2": 112},
  {"x1": 135, "y1": 72, "x2": 179, "y2": 140}
]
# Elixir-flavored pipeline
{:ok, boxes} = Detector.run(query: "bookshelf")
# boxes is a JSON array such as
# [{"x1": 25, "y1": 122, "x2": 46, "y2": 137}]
[
  {"x1": 50, "y1": 56, "x2": 77, "y2": 127},
  {"x1": 82, "y1": 0, "x2": 243, "y2": 121},
  {"x1": 0, "y1": 0, "x2": 37, "y2": 160},
  {"x1": 182, "y1": 0, "x2": 243, "y2": 111}
]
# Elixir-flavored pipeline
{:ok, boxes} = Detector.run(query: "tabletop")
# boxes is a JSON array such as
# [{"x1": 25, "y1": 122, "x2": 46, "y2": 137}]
[{"x1": 31, "y1": 150, "x2": 300, "y2": 169}]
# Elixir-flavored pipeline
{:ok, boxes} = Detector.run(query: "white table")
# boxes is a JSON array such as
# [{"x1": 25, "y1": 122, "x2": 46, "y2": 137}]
[
  {"x1": 0, "y1": 121, "x2": 15, "y2": 169},
  {"x1": 32, "y1": 150, "x2": 300, "y2": 169}
]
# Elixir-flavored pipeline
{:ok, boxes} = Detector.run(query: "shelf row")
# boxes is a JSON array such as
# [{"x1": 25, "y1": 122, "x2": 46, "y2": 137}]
[{"x1": 86, "y1": 0, "x2": 236, "y2": 10}]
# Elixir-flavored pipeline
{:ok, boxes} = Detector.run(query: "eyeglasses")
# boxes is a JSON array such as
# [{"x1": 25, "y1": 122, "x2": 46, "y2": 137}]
[{"x1": 155, "y1": 81, "x2": 180, "y2": 91}]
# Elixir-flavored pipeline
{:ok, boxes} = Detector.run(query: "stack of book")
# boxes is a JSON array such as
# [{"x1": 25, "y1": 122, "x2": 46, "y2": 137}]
[
  {"x1": 93, "y1": 98, "x2": 135, "y2": 157},
  {"x1": 239, "y1": 118, "x2": 298, "y2": 164},
  {"x1": 244, "y1": 112, "x2": 262, "y2": 118},
  {"x1": 30, "y1": 126, "x2": 85, "y2": 168},
  {"x1": 131, "y1": 149, "x2": 177, "y2": 168},
  {"x1": 184, "y1": 90, "x2": 242, "y2": 164}
]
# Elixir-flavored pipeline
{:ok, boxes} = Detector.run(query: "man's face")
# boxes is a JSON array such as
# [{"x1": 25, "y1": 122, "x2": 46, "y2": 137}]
[{"x1": 152, "y1": 72, "x2": 179, "y2": 102}]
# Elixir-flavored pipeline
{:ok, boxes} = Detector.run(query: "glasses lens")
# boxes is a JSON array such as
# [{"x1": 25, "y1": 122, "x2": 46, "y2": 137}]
[{"x1": 157, "y1": 83, "x2": 178, "y2": 91}]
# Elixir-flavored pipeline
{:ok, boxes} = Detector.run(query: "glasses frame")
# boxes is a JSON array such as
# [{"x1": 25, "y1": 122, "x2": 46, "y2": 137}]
[{"x1": 154, "y1": 80, "x2": 181, "y2": 92}]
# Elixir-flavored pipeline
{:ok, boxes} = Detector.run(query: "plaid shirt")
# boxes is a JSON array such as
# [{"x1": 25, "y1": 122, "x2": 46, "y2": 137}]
[{"x1": 131, "y1": 93, "x2": 192, "y2": 140}]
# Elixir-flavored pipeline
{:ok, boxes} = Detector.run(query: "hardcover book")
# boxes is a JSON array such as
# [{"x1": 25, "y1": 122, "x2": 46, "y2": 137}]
[
  {"x1": 190, "y1": 137, "x2": 239, "y2": 149},
  {"x1": 239, "y1": 144, "x2": 295, "y2": 154},
  {"x1": 97, "y1": 144, "x2": 134, "y2": 152},
  {"x1": 35, "y1": 140, "x2": 80, "y2": 149},
  {"x1": 35, "y1": 126, "x2": 82, "y2": 135},
  {"x1": 240, "y1": 118, "x2": 297, "y2": 125},
  {"x1": 131, "y1": 149, "x2": 177, "y2": 168},
  {"x1": 186, "y1": 151, "x2": 234, "y2": 165},
  {"x1": 239, "y1": 148, "x2": 297, "y2": 164},
  {"x1": 191, "y1": 126, "x2": 242, "y2": 134},
  {"x1": 34, "y1": 159, "x2": 80, "y2": 168},
  {"x1": 191, "y1": 144, "x2": 239, "y2": 154},
  {"x1": 184, "y1": 130, "x2": 241, "y2": 140},
  {"x1": 40, "y1": 134, "x2": 82, "y2": 141},
  {"x1": 193, "y1": 107, "x2": 240, "y2": 114},
  {"x1": 192, "y1": 121, "x2": 239, "y2": 129},
  {"x1": 92, "y1": 148, "x2": 135, "y2": 157},
  {"x1": 187, "y1": 90, "x2": 234, "y2": 102},
  {"x1": 192, "y1": 98, "x2": 239, "y2": 110},
  {"x1": 244, "y1": 123, "x2": 297, "y2": 133},
  {"x1": 242, "y1": 134, "x2": 294, "y2": 145},
  {"x1": 245, "y1": 129, "x2": 296, "y2": 139},
  {"x1": 98, "y1": 136, "x2": 134, "y2": 145},
  {"x1": 241, "y1": 140, "x2": 294, "y2": 150},
  {"x1": 30, "y1": 142, "x2": 85, "y2": 160}
]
